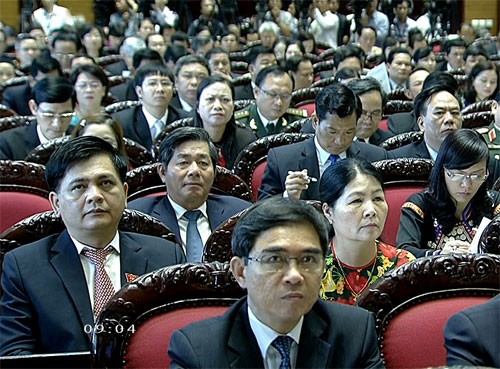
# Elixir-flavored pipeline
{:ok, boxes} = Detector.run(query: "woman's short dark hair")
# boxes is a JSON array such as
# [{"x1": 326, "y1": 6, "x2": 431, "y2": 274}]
[
  {"x1": 70, "y1": 63, "x2": 110, "y2": 100},
  {"x1": 427, "y1": 129, "x2": 492, "y2": 233},
  {"x1": 71, "y1": 113, "x2": 126, "y2": 157},
  {"x1": 320, "y1": 157, "x2": 384, "y2": 212},
  {"x1": 79, "y1": 24, "x2": 105, "y2": 56},
  {"x1": 231, "y1": 197, "x2": 330, "y2": 258},
  {"x1": 464, "y1": 60, "x2": 498, "y2": 104}
]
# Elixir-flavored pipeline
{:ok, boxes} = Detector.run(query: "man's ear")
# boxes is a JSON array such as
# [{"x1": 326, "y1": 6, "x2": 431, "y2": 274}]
[
  {"x1": 248, "y1": 63, "x2": 255, "y2": 76},
  {"x1": 157, "y1": 164, "x2": 168, "y2": 184},
  {"x1": 135, "y1": 85, "x2": 143, "y2": 100},
  {"x1": 123, "y1": 182, "x2": 129, "y2": 207},
  {"x1": 48, "y1": 191, "x2": 61, "y2": 216},
  {"x1": 230, "y1": 256, "x2": 247, "y2": 289},
  {"x1": 28, "y1": 99, "x2": 37, "y2": 115},
  {"x1": 417, "y1": 115, "x2": 425, "y2": 131},
  {"x1": 312, "y1": 113, "x2": 319, "y2": 130}
]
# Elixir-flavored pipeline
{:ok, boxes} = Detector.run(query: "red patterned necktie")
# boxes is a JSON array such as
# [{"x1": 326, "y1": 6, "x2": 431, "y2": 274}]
[{"x1": 82, "y1": 246, "x2": 116, "y2": 319}]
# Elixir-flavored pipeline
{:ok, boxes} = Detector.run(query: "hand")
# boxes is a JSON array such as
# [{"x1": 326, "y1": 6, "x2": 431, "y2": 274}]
[
  {"x1": 285, "y1": 169, "x2": 315, "y2": 200},
  {"x1": 441, "y1": 240, "x2": 471, "y2": 254}
]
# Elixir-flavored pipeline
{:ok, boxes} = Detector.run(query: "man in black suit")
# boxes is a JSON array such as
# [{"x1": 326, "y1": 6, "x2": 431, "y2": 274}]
[
  {"x1": 259, "y1": 83, "x2": 390, "y2": 200},
  {"x1": 234, "y1": 46, "x2": 277, "y2": 100},
  {"x1": 348, "y1": 77, "x2": 392, "y2": 146},
  {"x1": 444, "y1": 295, "x2": 500, "y2": 368},
  {"x1": 168, "y1": 197, "x2": 384, "y2": 369},
  {"x1": 435, "y1": 38, "x2": 466, "y2": 72},
  {"x1": 0, "y1": 76, "x2": 74, "y2": 160},
  {"x1": 113, "y1": 64, "x2": 190, "y2": 153},
  {"x1": 0, "y1": 136, "x2": 185, "y2": 356},
  {"x1": 129, "y1": 127, "x2": 251, "y2": 262},
  {"x1": 1, "y1": 52, "x2": 62, "y2": 116}
]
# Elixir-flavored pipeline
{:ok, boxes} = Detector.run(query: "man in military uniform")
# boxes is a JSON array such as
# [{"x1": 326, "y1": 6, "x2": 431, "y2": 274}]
[
  {"x1": 235, "y1": 65, "x2": 308, "y2": 137},
  {"x1": 478, "y1": 98, "x2": 500, "y2": 160}
]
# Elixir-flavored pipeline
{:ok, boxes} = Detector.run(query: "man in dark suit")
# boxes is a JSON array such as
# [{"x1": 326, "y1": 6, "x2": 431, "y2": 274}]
[
  {"x1": 170, "y1": 55, "x2": 210, "y2": 113},
  {"x1": 235, "y1": 65, "x2": 308, "y2": 137},
  {"x1": 0, "y1": 137, "x2": 185, "y2": 356},
  {"x1": 0, "y1": 76, "x2": 74, "y2": 160},
  {"x1": 168, "y1": 197, "x2": 384, "y2": 369},
  {"x1": 113, "y1": 64, "x2": 190, "y2": 153},
  {"x1": 1, "y1": 52, "x2": 62, "y2": 116},
  {"x1": 129, "y1": 127, "x2": 251, "y2": 262},
  {"x1": 347, "y1": 77, "x2": 392, "y2": 146},
  {"x1": 234, "y1": 46, "x2": 277, "y2": 100},
  {"x1": 435, "y1": 38, "x2": 466, "y2": 72},
  {"x1": 444, "y1": 295, "x2": 499, "y2": 368},
  {"x1": 259, "y1": 84, "x2": 390, "y2": 200}
]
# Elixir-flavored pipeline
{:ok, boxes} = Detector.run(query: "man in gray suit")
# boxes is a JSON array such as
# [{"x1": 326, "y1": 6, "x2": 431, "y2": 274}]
[
  {"x1": 0, "y1": 137, "x2": 185, "y2": 355},
  {"x1": 168, "y1": 197, "x2": 384, "y2": 369},
  {"x1": 128, "y1": 127, "x2": 251, "y2": 262}
]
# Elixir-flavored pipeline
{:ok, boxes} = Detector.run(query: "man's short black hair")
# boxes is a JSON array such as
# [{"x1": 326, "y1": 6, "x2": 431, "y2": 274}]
[
  {"x1": 157, "y1": 127, "x2": 218, "y2": 171},
  {"x1": 333, "y1": 44, "x2": 365, "y2": 69},
  {"x1": 443, "y1": 38, "x2": 467, "y2": 54},
  {"x1": 231, "y1": 197, "x2": 330, "y2": 258},
  {"x1": 174, "y1": 54, "x2": 209, "y2": 76},
  {"x1": 254, "y1": 65, "x2": 292, "y2": 89},
  {"x1": 347, "y1": 77, "x2": 386, "y2": 111},
  {"x1": 45, "y1": 136, "x2": 128, "y2": 192},
  {"x1": 414, "y1": 83, "x2": 461, "y2": 118},
  {"x1": 30, "y1": 50, "x2": 62, "y2": 77},
  {"x1": 247, "y1": 45, "x2": 275, "y2": 65},
  {"x1": 132, "y1": 48, "x2": 163, "y2": 69},
  {"x1": 134, "y1": 63, "x2": 174, "y2": 87},
  {"x1": 387, "y1": 47, "x2": 411, "y2": 64},
  {"x1": 315, "y1": 83, "x2": 362, "y2": 121},
  {"x1": 31, "y1": 76, "x2": 75, "y2": 107}
]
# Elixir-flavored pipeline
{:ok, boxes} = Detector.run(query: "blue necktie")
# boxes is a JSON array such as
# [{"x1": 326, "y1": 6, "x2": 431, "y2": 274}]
[
  {"x1": 328, "y1": 154, "x2": 340, "y2": 166},
  {"x1": 151, "y1": 119, "x2": 164, "y2": 140},
  {"x1": 184, "y1": 210, "x2": 203, "y2": 262},
  {"x1": 272, "y1": 335, "x2": 294, "y2": 369}
]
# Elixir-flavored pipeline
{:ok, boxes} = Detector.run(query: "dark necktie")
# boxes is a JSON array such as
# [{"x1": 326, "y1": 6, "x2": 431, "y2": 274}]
[
  {"x1": 82, "y1": 246, "x2": 116, "y2": 318},
  {"x1": 267, "y1": 121, "x2": 277, "y2": 134},
  {"x1": 328, "y1": 154, "x2": 340, "y2": 166},
  {"x1": 272, "y1": 335, "x2": 294, "y2": 369},
  {"x1": 184, "y1": 210, "x2": 203, "y2": 262}
]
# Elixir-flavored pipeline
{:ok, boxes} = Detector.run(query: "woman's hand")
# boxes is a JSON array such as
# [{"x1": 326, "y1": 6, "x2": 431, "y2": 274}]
[{"x1": 441, "y1": 240, "x2": 471, "y2": 254}]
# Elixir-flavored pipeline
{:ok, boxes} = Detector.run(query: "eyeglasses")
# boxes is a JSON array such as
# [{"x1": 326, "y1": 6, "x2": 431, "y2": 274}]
[
  {"x1": 444, "y1": 169, "x2": 489, "y2": 183},
  {"x1": 36, "y1": 108, "x2": 75, "y2": 120},
  {"x1": 246, "y1": 253, "x2": 323, "y2": 273},
  {"x1": 259, "y1": 87, "x2": 292, "y2": 102},
  {"x1": 53, "y1": 52, "x2": 76, "y2": 59},
  {"x1": 75, "y1": 82, "x2": 103, "y2": 90},
  {"x1": 360, "y1": 110, "x2": 382, "y2": 122}
]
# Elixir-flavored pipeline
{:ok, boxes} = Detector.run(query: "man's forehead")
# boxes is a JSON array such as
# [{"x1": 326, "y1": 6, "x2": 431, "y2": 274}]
[{"x1": 173, "y1": 140, "x2": 210, "y2": 155}]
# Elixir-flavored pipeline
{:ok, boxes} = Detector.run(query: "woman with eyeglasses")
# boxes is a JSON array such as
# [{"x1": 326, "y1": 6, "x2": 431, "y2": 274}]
[
  {"x1": 397, "y1": 129, "x2": 500, "y2": 258},
  {"x1": 69, "y1": 64, "x2": 109, "y2": 130},
  {"x1": 319, "y1": 158, "x2": 415, "y2": 305},
  {"x1": 193, "y1": 75, "x2": 257, "y2": 170}
]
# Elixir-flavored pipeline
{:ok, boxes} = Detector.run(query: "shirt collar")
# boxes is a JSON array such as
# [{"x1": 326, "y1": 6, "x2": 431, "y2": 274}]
[
  {"x1": 256, "y1": 107, "x2": 278, "y2": 127},
  {"x1": 167, "y1": 195, "x2": 208, "y2": 220},
  {"x1": 178, "y1": 95, "x2": 194, "y2": 112},
  {"x1": 142, "y1": 106, "x2": 169, "y2": 129},
  {"x1": 424, "y1": 142, "x2": 439, "y2": 161},
  {"x1": 248, "y1": 304, "x2": 303, "y2": 360},
  {"x1": 314, "y1": 135, "x2": 346, "y2": 165},
  {"x1": 71, "y1": 231, "x2": 121, "y2": 254}
]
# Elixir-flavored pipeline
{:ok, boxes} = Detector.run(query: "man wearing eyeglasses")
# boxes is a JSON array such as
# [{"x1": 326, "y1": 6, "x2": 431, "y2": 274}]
[
  {"x1": 235, "y1": 65, "x2": 308, "y2": 137},
  {"x1": 0, "y1": 76, "x2": 74, "y2": 160},
  {"x1": 168, "y1": 197, "x2": 384, "y2": 369}
]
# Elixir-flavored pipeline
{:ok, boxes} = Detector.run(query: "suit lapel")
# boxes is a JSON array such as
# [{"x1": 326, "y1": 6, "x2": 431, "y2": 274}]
[
  {"x1": 250, "y1": 105, "x2": 268, "y2": 138},
  {"x1": 153, "y1": 197, "x2": 182, "y2": 242},
  {"x1": 119, "y1": 232, "x2": 148, "y2": 285},
  {"x1": 227, "y1": 300, "x2": 265, "y2": 369},
  {"x1": 296, "y1": 307, "x2": 332, "y2": 368},
  {"x1": 298, "y1": 139, "x2": 320, "y2": 199},
  {"x1": 136, "y1": 108, "x2": 153, "y2": 150},
  {"x1": 49, "y1": 231, "x2": 94, "y2": 337},
  {"x1": 205, "y1": 196, "x2": 225, "y2": 231}
]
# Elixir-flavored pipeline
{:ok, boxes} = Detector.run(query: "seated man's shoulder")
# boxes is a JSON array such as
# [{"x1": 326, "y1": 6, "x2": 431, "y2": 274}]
[
  {"x1": 207, "y1": 194, "x2": 252, "y2": 211},
  {"x1": 128, "y1": 195, "x2": 164, "y2": 213}
]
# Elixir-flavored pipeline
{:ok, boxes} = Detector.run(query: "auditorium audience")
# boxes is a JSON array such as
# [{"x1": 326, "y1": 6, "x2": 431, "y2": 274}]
[
  {"x1": 320, "y1": 158, "x2": 415, "y2": 305},
  {"x1": 128, "y1": 127, "x2": 251, "y2": 262},
  {"x1": 0, "y1": 136, "x2": 185, "y2": 355},
  {"x1": 397, "y1": 129, "x2": 500, "y2": 257}
]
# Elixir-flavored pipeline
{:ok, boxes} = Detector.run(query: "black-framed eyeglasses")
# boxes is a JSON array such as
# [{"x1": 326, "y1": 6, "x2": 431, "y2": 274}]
[{"x1": 259, "y1": 87, "x2": 292, "y2": 102}]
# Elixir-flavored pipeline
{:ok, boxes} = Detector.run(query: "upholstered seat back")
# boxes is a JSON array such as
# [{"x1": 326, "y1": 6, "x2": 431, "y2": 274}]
[{"x1": 0, "y1": 191, "x2": 52, "y2": 233}]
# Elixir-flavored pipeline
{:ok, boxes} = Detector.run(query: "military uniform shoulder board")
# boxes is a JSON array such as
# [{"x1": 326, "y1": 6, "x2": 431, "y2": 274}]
[
  {"x1": 234, "y1": 110, "x2": 250, "y2": 120},
  {"x1": 488, "y1": 128, "x2": 497, "y2": 142},
  {"x1": 286, "y1": 108, "x2": 309, "y2": 118}
]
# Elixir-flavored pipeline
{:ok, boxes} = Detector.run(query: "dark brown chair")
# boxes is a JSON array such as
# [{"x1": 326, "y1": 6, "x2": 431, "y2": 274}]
[
  {"x1": 104, "y1": 100, "x2": 141, "y2": 114},
  {"x1": 0, "y1": 115, "x2": 36, "y2": 133},
  {"x1": 0, "y1": 104, "x2": 16, "y2": 118},
  {"x1": 462, "y1": 111, "x2": 494, "y2": 128},
  {"x1": 0, "y1": 76, "x2": 29, "y2": 102},
  {"x1": 310, "y1": 76, "x2": 337, "y2": 88},
  {"x1": 229, "y1": 51, "x2": 247, "y2": 62},
  {"x1": 0, "y1": 351, "x2": 91, "y2": 369},
  {"x1": 319, "y1": 48, "x2": 336, "y2": 61},
  {"x1": 386, "y1": 88, "x2": 410, "y2": 101},
  {"x1": 232, "y1": 132, "x2": 314, "y2": 201},
  {"x1": 356, "y1": 253, "x2": 500, "y2": 369},
  {"x1": 231, "y1": 61, "x2": 249, "y2": 74},
  {"x1": 24, "y1": 136, "x2": 154, "y2": 169},
  {"x1": 291, "y1": 87, "x2": 321, "y2": 116},
  {"x1": 312, "y1": 60, "x2": 334, "y2": 75},
  {"x1": 92, "y1": 261, "x2": 246, "y2": 369},
  {"x1": 126, "y1": 163, "x2": 253, "y2": 202},
  {"x1": 234, "y1": 99, "x2": 255, "y2": 111},
  {"x1": 461, "y1": 100, "x2": 494, "y2": 115},
  {"x1": 107, "y1": 74, "x2": 132, "y2": 89},
  {"x1": 0, "y1": 160, "x2": 52, "y2": 233},
  {"x1": 154, "y1": 117, "x2": 195, "y2": 155},
  {"x1": 96, "y1": 54, "x2": 124, "y2": 67},
  {"x1": 383, "y1": 100, "x2": 414, "y2": 116},
  {"x1": 479, "y1": 213, "x2": 500, "y2": 255},
  {"x1": 282, "y1": 117, "x2": 311, "y2": 133},
  {"x1": 372, "y1": 158, "x2": 433, "y2": 245},
  {"x1": 380, "y1": 131, "x2": 423, "y2": 150},
  {"x1": 231, "y1": 73, "x2": 251, "y2": 87}
]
